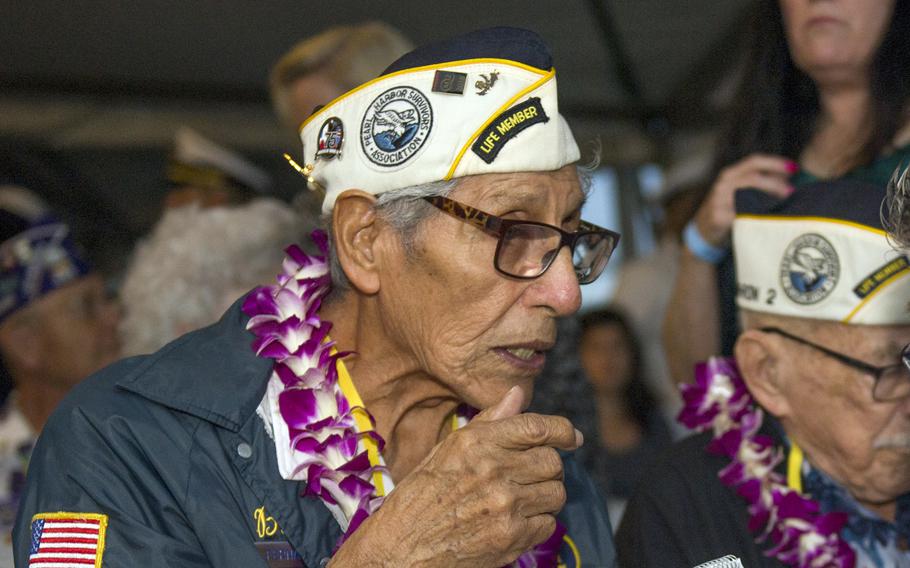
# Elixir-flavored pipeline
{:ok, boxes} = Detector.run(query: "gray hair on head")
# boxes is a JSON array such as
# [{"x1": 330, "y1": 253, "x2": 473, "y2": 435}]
[
  {"x1": 883, "y1": 164, "x2": 910, "y2": 249},
  {"x1": 324, "y1": 162, "x2": 599, "y2": 296},
  {"x1": 324, "y1": 178, "x2": 456, "y2": 295}
]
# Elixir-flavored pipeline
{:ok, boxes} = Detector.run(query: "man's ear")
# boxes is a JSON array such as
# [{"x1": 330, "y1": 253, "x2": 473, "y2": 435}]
[
  {"x1": 331, "y1": 190, "x2": 382, "y2": 295},
  {"x1": 735, "y1": 329, "x2": 791, "y2": 418}
]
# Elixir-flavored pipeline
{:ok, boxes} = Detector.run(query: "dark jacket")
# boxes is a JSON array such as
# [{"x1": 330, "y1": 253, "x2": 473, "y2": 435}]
[
  {"x1": 14, "y1": 297, "x2": 615, "y2": 567},
  {"x1": 615, "y1": 431, "x2": 785, "y2": 568}
]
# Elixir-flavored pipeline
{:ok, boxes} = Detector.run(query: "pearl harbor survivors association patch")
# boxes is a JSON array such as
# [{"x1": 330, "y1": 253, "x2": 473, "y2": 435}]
[{"x1": 28, "y1": 512, "x2": 107, "y2": 567}]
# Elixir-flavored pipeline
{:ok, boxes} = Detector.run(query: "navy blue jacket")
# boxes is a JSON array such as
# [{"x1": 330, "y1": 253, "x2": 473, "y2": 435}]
[{"x1": 14, "y1": 298, "x2": 615, "y2": 567}]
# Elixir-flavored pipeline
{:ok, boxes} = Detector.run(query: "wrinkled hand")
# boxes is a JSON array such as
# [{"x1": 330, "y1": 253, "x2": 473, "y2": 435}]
[
  {"x1": 333, "y1": 386, "x2": 581, "y2": 567},
  {"x1": 694, "y1": 153, "x2": 796, "y2": 246}
]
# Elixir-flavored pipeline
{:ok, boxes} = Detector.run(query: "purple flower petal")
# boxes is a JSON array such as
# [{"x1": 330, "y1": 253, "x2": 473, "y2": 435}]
[
  {"x1": 311, "y1": 230, "x2": 329, "y2": 256},
  {"x1": 279, "y1": 388, "x2": 323, "y2": 428}
]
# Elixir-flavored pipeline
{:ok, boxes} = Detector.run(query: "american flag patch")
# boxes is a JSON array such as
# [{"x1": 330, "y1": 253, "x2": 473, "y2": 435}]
[{"x1": 28, "y1": 512, "x2": 107, "y2": 567}]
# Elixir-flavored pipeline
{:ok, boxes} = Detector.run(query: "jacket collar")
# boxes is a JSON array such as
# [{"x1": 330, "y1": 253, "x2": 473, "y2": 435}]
[{"x1": 116, "y1": 293, "x2": 273, "y2": 432}]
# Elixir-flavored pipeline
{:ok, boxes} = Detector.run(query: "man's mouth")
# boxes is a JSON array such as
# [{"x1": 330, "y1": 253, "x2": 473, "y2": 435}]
[
  {"x1": 494, "y1": 341, "x2": 553, "y2": 371},
  {"x1": 505, "y1": 347, "x2": 537, "y2": 360},
  {"x1": 874, "y1": 434, "x2": 910, "y2": 451}
]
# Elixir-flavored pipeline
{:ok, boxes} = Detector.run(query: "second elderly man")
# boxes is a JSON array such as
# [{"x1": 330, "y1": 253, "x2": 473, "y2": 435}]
[
  {"x1": 15, "y1": 28, "x2": 618, "y2": 567},
  {"x1": 617, "y1": 177, "x2": 910, "y2": 567}
]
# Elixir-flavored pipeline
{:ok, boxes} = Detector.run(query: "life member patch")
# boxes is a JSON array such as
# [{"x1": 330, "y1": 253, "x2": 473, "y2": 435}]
[
  {"x1": 360, "y1": 86, "x2": 433, "y2": 168},
  {"x1": 29, "y1": 512, "x2": 107, "y2": 568},
  {"x1": 471, "y1": 97, "x2": 549, "y2": 164},
  {"x1": 854, "y1": 256, "x2": 910, "y2": 299},
  {"x1": 779, "y1": 233, "x2": 840, "y2": 305}
]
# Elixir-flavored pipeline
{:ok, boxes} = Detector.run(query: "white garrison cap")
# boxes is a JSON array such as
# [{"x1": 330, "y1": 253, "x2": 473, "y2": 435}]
[
  {"x1": 297, "y1": 27, "x2": 580, "y2": 214},
  {"x1": 733, "y1": 177, "x2": 910, "y2": 324}
]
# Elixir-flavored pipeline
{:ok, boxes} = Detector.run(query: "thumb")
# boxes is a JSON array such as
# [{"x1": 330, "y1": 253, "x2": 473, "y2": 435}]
[{"x1": 473, "y1": 385, "x2": 525, "y2": 423}]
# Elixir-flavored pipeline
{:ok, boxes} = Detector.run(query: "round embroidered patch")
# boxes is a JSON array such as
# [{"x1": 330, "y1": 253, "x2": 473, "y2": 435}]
[
  {"x1": 360, "y1": 86, "x2": 433, "y2": 168},
  {"x1": 779, "y1": 233, "x2": 840, "y2": 305}
]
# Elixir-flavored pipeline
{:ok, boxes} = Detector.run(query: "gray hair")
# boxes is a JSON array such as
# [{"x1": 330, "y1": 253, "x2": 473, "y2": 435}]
[
  {"x1": 884, "y1": 164, "x2": 910, "y2": 249},
  {"x1": 119, "y1": 199, "x2": 313, "y2": 355},
  {"x1": 325, "y1": 179, "x2": 456, "y2": 295},
  {"x1": 324, "y1": 164, "x2": 598, "y2": 295}
]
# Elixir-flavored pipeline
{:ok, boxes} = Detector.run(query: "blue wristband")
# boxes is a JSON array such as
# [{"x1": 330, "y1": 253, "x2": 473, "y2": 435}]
[{"x1": 683, "y1": 220, "x2": 728, "y2": 264}]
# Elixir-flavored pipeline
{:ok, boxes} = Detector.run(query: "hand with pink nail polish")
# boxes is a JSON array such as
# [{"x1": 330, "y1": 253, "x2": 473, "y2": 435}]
[{"x1": 693, "y1": 153, "x2": 798, "y2": 247}]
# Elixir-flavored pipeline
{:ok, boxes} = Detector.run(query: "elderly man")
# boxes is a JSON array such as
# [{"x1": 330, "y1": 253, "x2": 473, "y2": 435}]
[
  {"x1": 15, "y1": 28, "x2": 618, "y2": 567},
  {"x1": 0, "y1": 186, "x2": 120, "y2": 567},
  {"x1": 616, "y1": 179, "x2": 910, "y2": 567}
]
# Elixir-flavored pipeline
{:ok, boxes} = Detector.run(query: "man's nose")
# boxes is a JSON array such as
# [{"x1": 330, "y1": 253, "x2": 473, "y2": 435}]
[{"x1": 528, "y1": 247, "x2": 582, "y2": 316}]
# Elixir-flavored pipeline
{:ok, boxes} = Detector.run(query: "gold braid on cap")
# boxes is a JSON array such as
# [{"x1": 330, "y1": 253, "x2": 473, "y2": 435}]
[{"x1": 283, "y1": 154, "x2": 326, "y2": 197}]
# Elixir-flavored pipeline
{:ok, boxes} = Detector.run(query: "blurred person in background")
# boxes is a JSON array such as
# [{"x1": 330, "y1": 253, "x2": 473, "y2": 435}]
[
  {"x1": 612, "y1": 148, "x2": 708, "y2": 424},
  {"x1": 528, "y1": 316, "x2": 601, "y2": 481},
  {"x1": 119, "y1": 198, "x2": 311, "y2": 356},
  {"x1": 270, "y1": 22, "x2": 413, "y2": 133},
  {"x1": 663, "y1": 0, "x2": 910, "y2": 385},
  {"x1": 578, "y1": 308, "x2": 671, "y2": 529},
  {"x1": 0, "y1": 186, "x2": 120, "y2": 566},
  {"x1": 163, "y1": 127, "x2": 272, "y2": 210}
]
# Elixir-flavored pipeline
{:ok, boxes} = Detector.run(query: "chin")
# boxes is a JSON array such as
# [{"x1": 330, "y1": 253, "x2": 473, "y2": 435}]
[
  {"x1": 859, "y1": 463, "x2": 910, "y2": 502},
  {"x1": 857, "y1": 482, "x2": 910, "y2": 505}
]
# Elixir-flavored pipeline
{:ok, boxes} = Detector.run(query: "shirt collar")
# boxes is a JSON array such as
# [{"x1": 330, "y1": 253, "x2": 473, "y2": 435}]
[{"x1": 115, "y1": 293, "x2": 273, "y2": 432}]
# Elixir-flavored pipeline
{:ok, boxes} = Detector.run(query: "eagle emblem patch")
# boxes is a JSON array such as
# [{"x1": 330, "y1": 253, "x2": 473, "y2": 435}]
[
  {"x1": 360, "y1": 86, "x2": 433, "y2": 168},
  {"x1": 779, "y1": 233, "x2": 840, "y2": 305}
]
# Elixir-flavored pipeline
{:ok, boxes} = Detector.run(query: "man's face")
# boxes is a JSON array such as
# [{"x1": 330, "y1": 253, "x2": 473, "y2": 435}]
[
  {"x1": 376, "y1": 165, "x2": 584, "y2": 411},
  {"x1": 29, "y1": 274, "x2": 121, "y2": 389},
  {"x1": 774, "y1": 321, "x2": 910, "y2": 503}
]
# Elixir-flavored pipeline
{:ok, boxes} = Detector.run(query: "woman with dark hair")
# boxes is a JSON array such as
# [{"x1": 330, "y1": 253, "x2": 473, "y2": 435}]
[
  {"x1": 578, "y1": 308, "x2": 671, "y2": 527},
  {"x1": 663, "y1": 0, "x2": 910, "y2": 383}
]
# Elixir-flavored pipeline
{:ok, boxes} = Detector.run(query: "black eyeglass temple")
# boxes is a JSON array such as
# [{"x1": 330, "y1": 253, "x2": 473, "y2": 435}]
[{"x1": 759, "y1": 326, "x2": 890, "y2": 375}]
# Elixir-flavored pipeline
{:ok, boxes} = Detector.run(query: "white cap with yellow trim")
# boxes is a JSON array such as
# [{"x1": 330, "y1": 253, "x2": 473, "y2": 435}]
[
  {"x1": 732, "y1": 178, "x2": 910, "y2": 324},
  {"x1": 298, "y1": 27, "x2": 580, "y2": 214}
]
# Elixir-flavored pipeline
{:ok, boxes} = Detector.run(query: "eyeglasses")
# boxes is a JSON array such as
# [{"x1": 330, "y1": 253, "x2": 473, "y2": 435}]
[
  {"x1": 423, "y1": 195, "x2": 620, "y2": 284},
  {"x1": 760, "y1": 326, "x2": 910, "y2": 402}
]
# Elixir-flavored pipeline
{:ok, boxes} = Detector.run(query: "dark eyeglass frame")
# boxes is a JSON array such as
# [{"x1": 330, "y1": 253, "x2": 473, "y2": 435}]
[
  {"x1": 423, "y1": 195, "x2": 621, "y2": 284},
  {"x1": 760, "y1": 326, "x2": 910, "y2": 401}
]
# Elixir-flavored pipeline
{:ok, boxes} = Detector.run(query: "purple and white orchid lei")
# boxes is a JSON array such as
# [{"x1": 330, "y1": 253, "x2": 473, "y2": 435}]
[
  {"x1": 243, "y1": 231, "x2": 564, "y2": 567},
  {"x1": 243, "y1": 231, "x2": 382, "y2": 544},
  {"x1": 679, "y1": 357, "x2": 855, "y2": 568}
]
